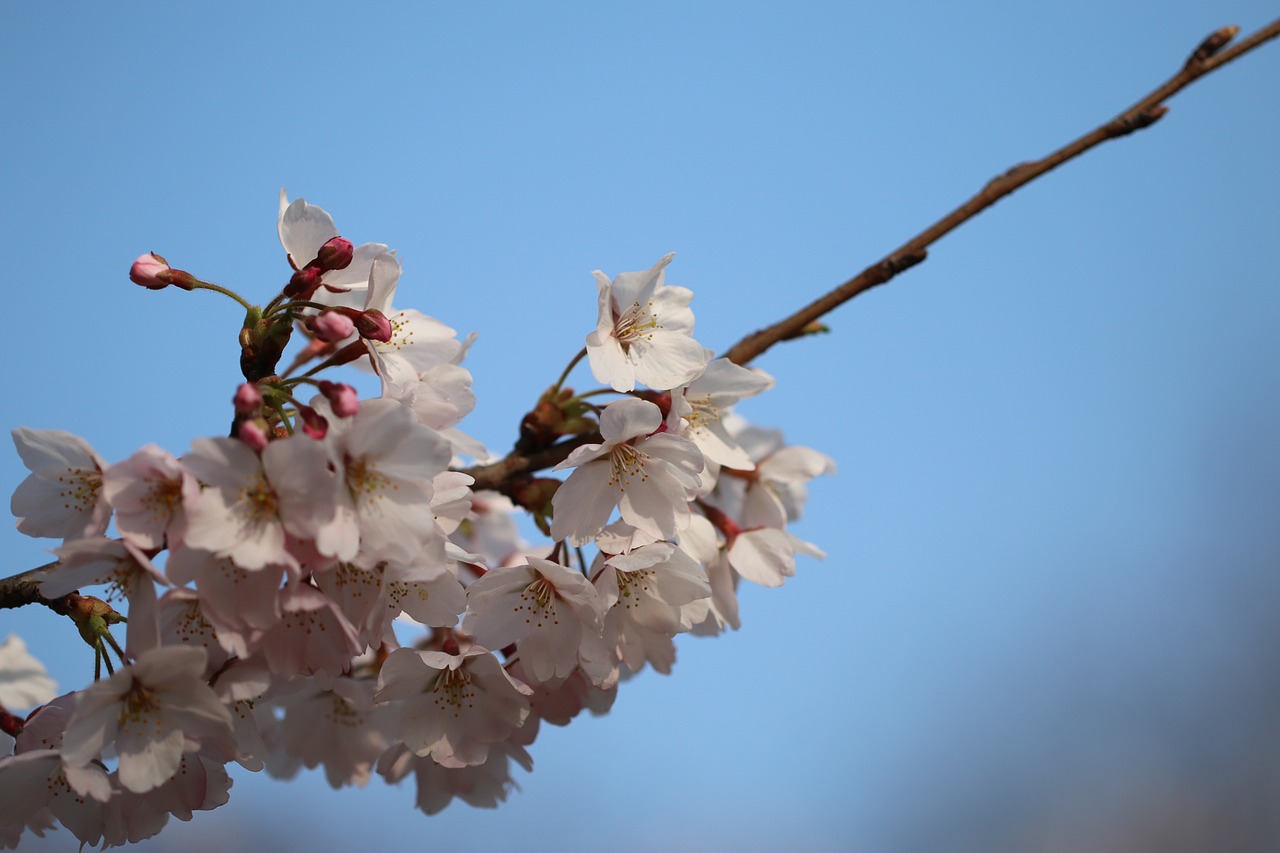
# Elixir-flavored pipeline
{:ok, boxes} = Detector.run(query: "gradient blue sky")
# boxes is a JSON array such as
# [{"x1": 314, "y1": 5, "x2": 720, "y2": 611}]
[{"x1": 3, "y1": 3, "x2": 1279, "y2": 851}]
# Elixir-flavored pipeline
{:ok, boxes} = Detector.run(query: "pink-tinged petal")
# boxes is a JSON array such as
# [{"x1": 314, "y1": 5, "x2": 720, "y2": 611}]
[
  {"x1": 552, "y1": 440, "x2": 609, "y2": 472},
  {"x1": 618, "y1": 464, "x2": 692, "y2": 540},
  {"x1": 550, "y1": 463, "x2": 619, "y2": 545},
  {"x1": 728, "y1": 527, "x2": 795, "y2": 587},
  {"x1": 599, "y1": 398, "x2": 662, "y2": 442},
  {"x1": 586, "y1": 333, "x2": 636, "y2": 392},
  {"x1": 10, "y1": 427, "x2": 103, "y2": 473},
  {"x1": 630, "y1": 329, "x2": 711, "y2": 391},
  {"x1": 592, "y1": 272, "x2": 615, "y2": 339},
  {"x1": 278, "y1": 192, "x2": 338, "y2": 269},
  {"x1": 462, "y1": 566, "x2": 538, "y2": 648},
  {"x1": 642, "y1": 433, "x2": 705, "y2": 487},
  {"x1": 10, "y1": 428, "x2": 108, "y2": 540},
  {"x1": 115, "y1": 721, "x2": 185, "y2": 793},
  {"x1": 0, "y1": 750, "x2": 60, "y2": 824},
  {"x1": 606, "y1": 252, "x2": 673, "y2": 308},
  {"x1": 363, "y1": 251, "x2": 401, "y2": 313}
]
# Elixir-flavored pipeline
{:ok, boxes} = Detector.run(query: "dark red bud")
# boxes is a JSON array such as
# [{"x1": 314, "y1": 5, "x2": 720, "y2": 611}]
[{"x1": 316, "y1": 236, "x2": 354, "y2": 271}]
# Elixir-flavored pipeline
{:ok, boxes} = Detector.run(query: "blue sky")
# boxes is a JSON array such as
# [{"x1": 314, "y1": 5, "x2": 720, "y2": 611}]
[{"x1": 3, "y1": 2, "x2": 1279, "y2": 850}]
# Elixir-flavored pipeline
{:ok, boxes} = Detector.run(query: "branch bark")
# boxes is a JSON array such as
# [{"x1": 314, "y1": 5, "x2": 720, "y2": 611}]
[{"x1": 0, "y1": 562, "x2": 72, "y2": 615}]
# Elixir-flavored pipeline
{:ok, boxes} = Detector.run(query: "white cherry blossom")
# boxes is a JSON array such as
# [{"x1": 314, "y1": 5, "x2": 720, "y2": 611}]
[
  {"x1": 101, "y1": 443, "x2": 192, "y2": 551},
  {"x1": 10, "y1": 428, "x2": 110, "y2": 541},
  {"x1": 586, "y1": 253, "x2": 710, "y2": 392},
  {"x1": 550, "y1": 398, "x2": 703, "y2": 545},
  {"x1": 462, "y1": 557, "x2": 603, "y2": 684},
  {"x1": 277, "y1": 190, "x2": 390, "y2": 303}
]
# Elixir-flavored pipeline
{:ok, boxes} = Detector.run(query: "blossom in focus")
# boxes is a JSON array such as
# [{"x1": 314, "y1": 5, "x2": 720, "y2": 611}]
[
  {"x1": 182, "y1": 434, "x2": 341, "y2": 570},
  {"x1": 586, "y1": 253, "x2": 710, "y2": 392},
  {"x1": 10, "y1": 428, "x2": 110, "y2": 541},
  {"x1": 277, "y1": 191, "x2": 389, "y2": 303},
  {"x1": 550, "y1": 398, "x2": 703, "y2": 545},
  {"x1": 101, "y1": 444, "x2": 193, "y2": 551},
  {"x1": 462, "y1": 557, "x2": 603, "y2": 684},
  {"x1": 61, "y1": 645, "x2": 235, "y2": 794},
  {"x1": 319, "y1": 397, "x2": 454, "y2": 568},
  {"x1": 668, "y1": 357, "x2": 776, "y2": 472}
]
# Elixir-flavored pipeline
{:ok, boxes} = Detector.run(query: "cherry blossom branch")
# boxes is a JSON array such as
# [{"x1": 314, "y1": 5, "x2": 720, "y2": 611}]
[
  {"x1": 719, "y1": 20, "x2": 1280, "y2": 367},
  {"x1": 462, "y1": 20, "x2": 1279, "y2": 492}
]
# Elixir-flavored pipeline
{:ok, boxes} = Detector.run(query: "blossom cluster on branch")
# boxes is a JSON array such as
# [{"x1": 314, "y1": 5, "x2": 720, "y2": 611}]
[{"x1": 0, "y1": 194, "x2": 832, "y2": 847}]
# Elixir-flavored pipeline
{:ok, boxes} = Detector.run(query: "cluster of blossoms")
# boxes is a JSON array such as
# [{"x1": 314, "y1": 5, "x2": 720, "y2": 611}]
[{"x1": 0, "y1": 194, "x2": 833, "y2": 847}]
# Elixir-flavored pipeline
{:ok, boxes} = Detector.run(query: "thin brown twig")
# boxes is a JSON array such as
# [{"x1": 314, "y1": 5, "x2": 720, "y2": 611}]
[
  {"x1": 719, "y1": 19, "x2": 1280, "y2": 366},
  {"x1": 463, "y1": 20, "x2": 1279, "y2": 492}
]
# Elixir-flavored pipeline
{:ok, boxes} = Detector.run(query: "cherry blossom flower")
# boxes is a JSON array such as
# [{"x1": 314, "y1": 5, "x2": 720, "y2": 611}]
[
  {"x1": 462, "y1": 557, "x2": 603, "y2": 684},
  {"x1": 164, "y1": 546, "x2": 285, "y2": 659},
  {"x1": 256, "y1": 583, "x2": 364, "y2": 679},
  {"x1": 593, "y1": 542, "x2": 711, "y2": 634},
  {"x1": 182, "y1": 434, "x2": 341, "y2": 571},
  {"x1": 668, "y1": 358, "x2": 776, "y2": 472},
  {"x1": 375, "y1": 646, "x2": 531, "y2": 768},
  {"x1": 277, "y1": 191, "x2": 389, "y2": 304},
  {"x1": 359, "y1": 251, "x2": 468, "y2": 397},
  {"x1": 101, "y1": 444, "x2": 192, "y2": 551},
  {"x1": 10, "y1": 427, "x2": 110, "y2": 541},
  {"x1": 272, "y1": 678, "x2": 392, "y2": 789},
  {"x1": 320, "y1": 397, "x2": 454, "y2": 569},
  {"x1": 586, "y1": 253, "x2": 710, "y2": 392},
  {"x1": 550, "y1": 398, "x2": 704, "y2": 545},
  {"x1": 61, "y1": 645, "x2": 235, "y2": 795}
]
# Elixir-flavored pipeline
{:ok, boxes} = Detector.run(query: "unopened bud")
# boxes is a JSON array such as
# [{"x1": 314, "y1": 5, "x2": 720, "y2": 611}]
[
  {"x1": 318, "y1": 381, "x2": 359, "y2": 417},
  {"x1": 130, "y1": 252, "x2": 199, "y2": 291},
  {"x1": 316, "y1": 236, "x2": 354, "y2": 271},
  {"x1": 285, "y1": 265, "x2": 324, "y2": 299},
  {"x1": 349, "y1": 308, "x2": 393, "y2": 343},
  {"x1": 237, "y1": 419, "x2": 269, "y2": 450},
  {"x1": 311, "y1": 310, "x2": 356, "y2": 342},
  {"x1": 298, "y1": 405, "x2": 329, "y2": 440},
  {"x1": 233, "y1": 382, "x2": 263, "y2": 415}
]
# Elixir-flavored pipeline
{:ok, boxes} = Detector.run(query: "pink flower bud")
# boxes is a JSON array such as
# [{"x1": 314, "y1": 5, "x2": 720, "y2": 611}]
[
  {"x1": 316, "y1": 236, "x2": 354, "y2": 271},
  {"x1": 232, "y1": 382, "x2": 263, "y2": 415},
  {"x1": 129, "y1": 252, "x2": 199, "y2": 291},
  {"x1": 311, "y1": 310, "x2": 356, "y2": 342},
  {"x1": 130, "y1": 252, "x2": 170, "y2": 289},
  {"x1": 299, "y1": 405, "x2": 329, "y2": 440},
  {"x1": 318, "y1": 381, "x2": 359, "y2": 418},
  {"x1": 237, "y1": 420, "x2": 269, "y2": 451}
]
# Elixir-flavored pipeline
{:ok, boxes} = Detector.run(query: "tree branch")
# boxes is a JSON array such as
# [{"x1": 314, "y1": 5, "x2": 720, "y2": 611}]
[
  {"x1": 720, "y1": 20, "x2": 1280, "y2": 366},
  {"x1": 462, "y1": 20, "x2": 1279, "y2": 492},
  {"x1": 0, "y1": 562, "x2": 72, "y2": 615}
]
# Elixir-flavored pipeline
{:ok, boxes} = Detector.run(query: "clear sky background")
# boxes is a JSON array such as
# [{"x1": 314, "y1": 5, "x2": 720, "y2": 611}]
[{"x1": 3, "y1": 2, "x2": 1279, "y2": 851}]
